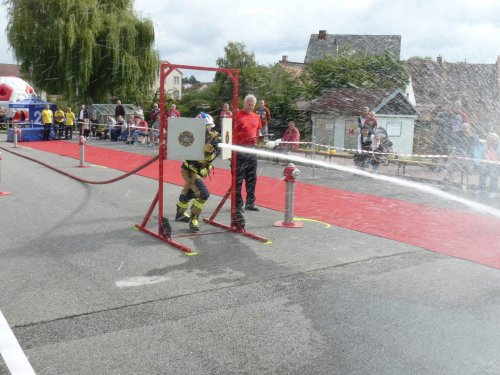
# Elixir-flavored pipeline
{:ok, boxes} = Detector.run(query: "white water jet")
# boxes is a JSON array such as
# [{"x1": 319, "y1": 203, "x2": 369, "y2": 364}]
[{"x1": 219, "y1": 143, "x2": 500, "y2": 220}]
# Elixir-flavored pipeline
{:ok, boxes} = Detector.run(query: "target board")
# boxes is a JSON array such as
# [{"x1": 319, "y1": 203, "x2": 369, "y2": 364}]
[
  {"x1": 167, "y1": 117, "x2": 207, "y2": 161},
  {"x1": 221, "y1": 118, "x2": 233, "y2": 160}
]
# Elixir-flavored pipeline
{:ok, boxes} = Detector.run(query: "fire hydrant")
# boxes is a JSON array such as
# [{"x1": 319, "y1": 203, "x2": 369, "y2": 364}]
[
  {"x1": 274, "y1": 163, "x2": 303, "y2": 228},
  {"x1": 79, "y1": 135, "x2": 87, "y2": 167}
]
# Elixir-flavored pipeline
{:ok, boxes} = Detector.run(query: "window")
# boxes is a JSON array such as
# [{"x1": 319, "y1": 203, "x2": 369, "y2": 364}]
[
  {"x1": 386, "y1": 122, "x2": 402, "y2": 137},
  {"x1": 173, "y1": 76, "x2": 180, "y2": 85}
]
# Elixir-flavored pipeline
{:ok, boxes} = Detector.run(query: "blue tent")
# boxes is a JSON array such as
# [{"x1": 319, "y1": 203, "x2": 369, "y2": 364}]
[{"x1": 9, "y1": 98, "x2": 56, "y2": 126}]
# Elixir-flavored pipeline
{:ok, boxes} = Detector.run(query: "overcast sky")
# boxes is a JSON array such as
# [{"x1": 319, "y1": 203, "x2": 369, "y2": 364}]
[{"x1": 1, "y1": 0, "x2": 499, "y2": 81}]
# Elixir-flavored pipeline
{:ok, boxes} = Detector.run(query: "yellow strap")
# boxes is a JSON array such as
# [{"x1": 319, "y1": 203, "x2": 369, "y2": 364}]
[
  {"x1": 192, "y1": 199, "x2": 206, "y2": 210},
  {"x1": 177, "y1": 201, "x2": 189, "y2": 209}
]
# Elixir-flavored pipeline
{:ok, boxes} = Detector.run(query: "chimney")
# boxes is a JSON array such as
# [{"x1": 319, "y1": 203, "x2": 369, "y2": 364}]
[
  {"x1": 318, "y1": 30, "x2": 327, "y2": 40},
  {"x1": 281, "y1": 55, "x2": 288, "y2": 62},
  {"x1": 437, "y1": 55, "x2": 443, "y2": 65}
]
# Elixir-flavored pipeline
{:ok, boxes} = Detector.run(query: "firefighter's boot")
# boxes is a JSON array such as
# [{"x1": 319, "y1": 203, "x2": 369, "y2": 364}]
[
  {"x1": 189, "y1": 213, "x2": 200, "y2": 232},
  {"x1": 175, "y1": 206, "x2": 190, "y2": 222}
]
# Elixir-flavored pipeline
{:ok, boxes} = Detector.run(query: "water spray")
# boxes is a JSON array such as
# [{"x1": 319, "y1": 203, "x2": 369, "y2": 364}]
[{"x1": 218, "y1": 143, "x2": 500, "y2": 219}]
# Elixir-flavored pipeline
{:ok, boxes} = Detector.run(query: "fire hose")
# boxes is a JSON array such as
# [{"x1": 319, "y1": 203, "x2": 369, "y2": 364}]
[{"x1": 0, "y1": 145, "x2": 160, "y2": 185}]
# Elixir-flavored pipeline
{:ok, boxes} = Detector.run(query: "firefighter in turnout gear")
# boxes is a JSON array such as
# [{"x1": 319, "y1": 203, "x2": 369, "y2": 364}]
[{"x1": 175, "y1": 113, "x2": 221, "y2": 232}]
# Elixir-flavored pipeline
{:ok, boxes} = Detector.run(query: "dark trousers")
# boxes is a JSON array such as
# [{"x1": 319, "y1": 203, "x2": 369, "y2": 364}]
[
  {"x1": 235, "y1": 153, "x2": 257, "y2": 209},
  {"x1": 43, "y1": 124, "x2": 51, "y2": 140},
  {"x1": 65, "y1": 126, "x2": 73, "y2": 139}
]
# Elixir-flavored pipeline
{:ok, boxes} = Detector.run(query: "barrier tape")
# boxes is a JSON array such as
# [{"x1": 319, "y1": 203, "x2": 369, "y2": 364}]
[{"x1": 277, "y1": 141, "x2": 500, "y2": 166}]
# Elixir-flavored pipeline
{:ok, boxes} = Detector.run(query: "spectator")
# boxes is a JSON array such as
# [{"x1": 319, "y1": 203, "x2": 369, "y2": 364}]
[
  {"x1": 452, "y1": 105, "x2": 470, "y2": 132},
  {"x1": 115, "y1": 100, "x2": 125, "y2": 119},
  {"x1": 280, "y1": 120, "x2": 300, "y2": 155},
  {"x1": 365, "y1": 112, "x2": 378, "y2": 132},
  {"x1": 135, "y1": 105, "x2": 144, "y2": 118},
  {"x1": 150, "y1": 103, "x2": 160, "y2": 124},
  {"x1": 445, "y1": 123, "x2": 478, "y2": 189},
  {"x1": 132, "y1": 116, "x2": 149, "y2": 144},
  {"x1": 64, "y1": 107, "x2": 75, "y2": 140},
  {"x1": 220, "y1": 103, "x2": 233, "y2": 119},
  {"x1": 41, "y1": 104, "x2": 53, "y2": 141},
  {"x1": 370, "y1": 133, "x2": 384, "y2": 173},
  {"x1": 124, "y1": 116, "x2": 136, "y2": 143},
  {"x1": 105, "y1": 115, "x2": 116, "y2": 140},
  {"x1": 174, "y1": 113, "x2": 221, "y2": 232},
  {"x1": 167, "y1": 104, "x2": 180, "y2": 118},
  {"x1": 255, "y1": 99, "x2": 271, "y2": 142},
  {"x1": 54, "y1": 106, "x2": 65, "y2": 140},
  {"x1": 358, "y1": 106, "x2": 370, "y2": 128},
  {"x1": 90, "y1": 113, "x2": 99, "y2": 138},
  {"x1": 474, "y1": 132, "x2": 500, "y2": 198},
  {"x1": 354, "y1": 125, "x2": 373, "y2": 169},
  {"x1": 111, "y1": 115, "x2": 123, "y2": 141},
  {"x1": 77, "y1": 104, "x2": 88, "y2": 136},
  {"x1": 233, "y1": 94, "x2": 262, "y2": 229},
  {"x1": 82, "y1": 117, "x2": 90, "y2": 138}
]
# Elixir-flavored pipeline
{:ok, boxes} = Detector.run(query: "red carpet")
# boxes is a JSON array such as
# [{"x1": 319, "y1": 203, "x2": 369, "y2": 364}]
[{"x1": 26, "y1": 141, "x2": 500, "y2": 269}]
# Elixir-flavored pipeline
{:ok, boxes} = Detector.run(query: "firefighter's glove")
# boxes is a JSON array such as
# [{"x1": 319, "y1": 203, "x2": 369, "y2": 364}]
[{"x1": 200, "y1": 168, "x2": 208, "y2": 177}]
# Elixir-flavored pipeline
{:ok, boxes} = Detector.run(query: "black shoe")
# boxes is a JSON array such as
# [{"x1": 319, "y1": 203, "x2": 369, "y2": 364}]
[{"x1": 245, "y1": 205, "x2": 260, "y2": 211}]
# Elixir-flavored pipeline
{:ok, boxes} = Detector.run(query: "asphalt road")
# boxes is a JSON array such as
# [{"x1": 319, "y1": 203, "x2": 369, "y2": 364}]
[{"x1": 1, "y1": 138, "x2": 500, "y2": 375}]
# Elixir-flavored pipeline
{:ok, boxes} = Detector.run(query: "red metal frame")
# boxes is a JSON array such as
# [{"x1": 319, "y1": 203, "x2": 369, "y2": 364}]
[{"x1": 136, "y1": 63, "x2": 268, "y2": 254}]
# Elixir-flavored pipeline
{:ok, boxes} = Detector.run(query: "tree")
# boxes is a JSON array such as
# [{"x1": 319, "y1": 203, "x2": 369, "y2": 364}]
[
  {"x1": 182, "y1": 75, "x2": 199, "y2": 84},
  {"x1": 244, "y1": 64, "x2": 308, "y2": 134},
  {"x1": 4, "y1": 0, "x2": 159, "y2": 103},
  {"x1": 214, "y1": 41, "x2": 257, "y2": 102},
  {"x1": 302, "y1": 50, "x2": 410, "y2": 98}
]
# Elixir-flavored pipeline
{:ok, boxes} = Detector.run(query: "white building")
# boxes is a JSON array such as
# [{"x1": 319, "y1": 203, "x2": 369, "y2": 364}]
[
  {"x1": 306, "y1": 88, "x2": 418, "y2": 155},
  {"x1": 153, "y1": 61, "x2": 183, "y2": 100}
]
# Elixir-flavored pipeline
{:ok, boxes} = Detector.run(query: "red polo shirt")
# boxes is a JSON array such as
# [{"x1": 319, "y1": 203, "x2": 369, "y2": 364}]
[{"x1": 234, "y1": 110, "x2": 262, "y2": 146}]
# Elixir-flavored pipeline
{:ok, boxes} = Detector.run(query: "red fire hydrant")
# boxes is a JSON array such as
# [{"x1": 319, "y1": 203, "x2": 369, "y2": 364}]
[{"x1": 274, "y1": 163, "x2": 303, "y2": 228}]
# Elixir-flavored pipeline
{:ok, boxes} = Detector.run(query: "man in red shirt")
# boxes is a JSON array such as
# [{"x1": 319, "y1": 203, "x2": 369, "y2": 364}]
[{"x1": 233, "y1": 94, "x2": 262, "y2": 216}]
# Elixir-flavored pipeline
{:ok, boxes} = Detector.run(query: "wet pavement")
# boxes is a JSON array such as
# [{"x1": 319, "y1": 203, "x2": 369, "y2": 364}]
[{"x1": 1, "y1": 136, "x2": 500, "y2": 374}]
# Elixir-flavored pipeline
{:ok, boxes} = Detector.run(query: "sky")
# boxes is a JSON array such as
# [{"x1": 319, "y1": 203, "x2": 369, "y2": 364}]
[{"x1": 1, "y1": 0, "x2": 500, "y2": 81}]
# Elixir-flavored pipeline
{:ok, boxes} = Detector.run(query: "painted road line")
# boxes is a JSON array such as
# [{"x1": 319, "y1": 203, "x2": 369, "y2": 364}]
[
  {"x1": 115, "y1": 275, "x2": 171, "y2": 287},
  {"x1": 0, "y1": 310, "x2": 36, "y2": 375}
]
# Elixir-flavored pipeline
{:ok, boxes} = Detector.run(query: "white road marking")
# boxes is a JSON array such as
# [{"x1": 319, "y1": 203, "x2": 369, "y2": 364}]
[
  {"x1": 0, "y1": 310, "x2": 36, "y2": 375},
  {"x1": 115, "y1": 275, "x2": 170, "y2": 288}
]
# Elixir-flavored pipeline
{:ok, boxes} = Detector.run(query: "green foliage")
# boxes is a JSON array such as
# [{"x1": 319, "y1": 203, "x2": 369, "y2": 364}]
[
  {"x1": 4, "y1": 0, "x2": 159, "y2": 103},
  {"x1": 182, "y1": 75, "x2": 199, "y2": 84},
  {"x1": 302, "y1": 50, "x2": 410, "y2": 98},
  {"x1": 244, "y1": 64, "x2": 309, "y2": 136},
  {"x1": 214, "y1": 41, "x2": 257, "y2": 102},
  {"x1": 177, "y1": 85, "x2": 219, "y2": 118}
]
